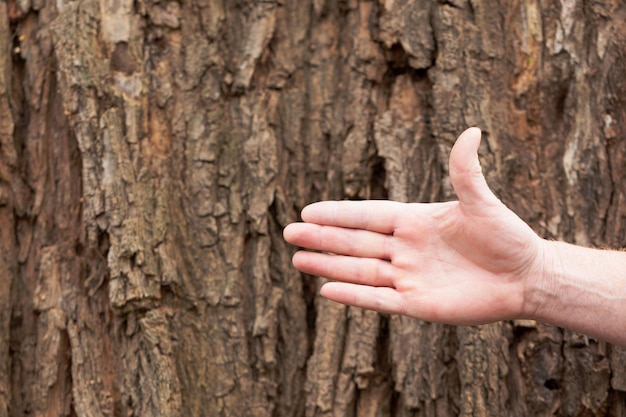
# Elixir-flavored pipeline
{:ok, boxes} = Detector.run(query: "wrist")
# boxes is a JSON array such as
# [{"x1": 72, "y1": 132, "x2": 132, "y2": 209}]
[
  {"x1": 520, "y1": 239, "x2": 626, "y2": 345},
  {"x1": 521, "y1": 238, "x2": 562, "y2": 321}
]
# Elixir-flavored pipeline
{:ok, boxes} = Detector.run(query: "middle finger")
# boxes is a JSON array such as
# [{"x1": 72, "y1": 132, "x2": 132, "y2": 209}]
[{"x1": 284, "y1": 223, "x2": 393, "y2": 259}]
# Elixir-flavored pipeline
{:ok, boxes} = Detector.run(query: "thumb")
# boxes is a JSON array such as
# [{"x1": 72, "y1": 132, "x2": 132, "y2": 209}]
[{"x1": 449, "y1": 127, "x2": 500, "y2": 209}]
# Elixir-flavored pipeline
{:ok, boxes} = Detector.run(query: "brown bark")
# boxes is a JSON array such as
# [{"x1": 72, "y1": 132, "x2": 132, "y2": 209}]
[{"x1": 3, "y1": 0, "x2": 626, "y2": 416}]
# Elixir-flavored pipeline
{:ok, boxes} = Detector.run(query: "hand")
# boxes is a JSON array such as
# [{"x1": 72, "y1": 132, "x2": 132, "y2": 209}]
[{"x1": 283, "y1": 128, "x2": 547, "y2": 325}]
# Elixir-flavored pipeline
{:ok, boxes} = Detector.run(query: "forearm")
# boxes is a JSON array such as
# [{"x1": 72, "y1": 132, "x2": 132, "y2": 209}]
[{"x1": 525, "y1": 240, "x2": 626, "y2": 346}]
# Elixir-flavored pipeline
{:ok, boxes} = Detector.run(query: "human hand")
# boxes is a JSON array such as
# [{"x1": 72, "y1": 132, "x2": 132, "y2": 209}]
[{"x1": 283, "y1": 128, "x2": 547, "y2": 325}]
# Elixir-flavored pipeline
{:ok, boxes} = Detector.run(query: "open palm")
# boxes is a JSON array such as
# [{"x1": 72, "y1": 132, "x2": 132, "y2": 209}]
[{"x1": 283, "y1": 128, "x2": 546, "y2": 325}]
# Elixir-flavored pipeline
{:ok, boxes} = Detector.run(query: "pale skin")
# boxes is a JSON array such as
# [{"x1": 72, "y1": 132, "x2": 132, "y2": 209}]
[{"x1": 283, "y1": 127, "x2": 626, "y2": 347}]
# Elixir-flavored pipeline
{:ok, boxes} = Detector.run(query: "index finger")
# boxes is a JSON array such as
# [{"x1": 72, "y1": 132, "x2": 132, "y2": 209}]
[{"x1": 301, "y1": 200, "x2": 403, "y2": 233}]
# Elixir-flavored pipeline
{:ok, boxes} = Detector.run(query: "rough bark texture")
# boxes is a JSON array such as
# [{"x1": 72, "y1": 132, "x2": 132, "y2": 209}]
[{"x1": 2, "y1": 0, "x2": 626, "y2": 416}]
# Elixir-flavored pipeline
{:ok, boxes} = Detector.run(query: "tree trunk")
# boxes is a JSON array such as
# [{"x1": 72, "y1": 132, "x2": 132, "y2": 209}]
[{"x1": 3, "y1": 0, "x2": 626, "y2": 416}]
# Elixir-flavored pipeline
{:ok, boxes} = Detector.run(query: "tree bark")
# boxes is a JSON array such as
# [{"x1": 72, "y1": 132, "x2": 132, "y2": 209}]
[{"x1": 3, "y1": 0, "x2": 626, "y2": 416}]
